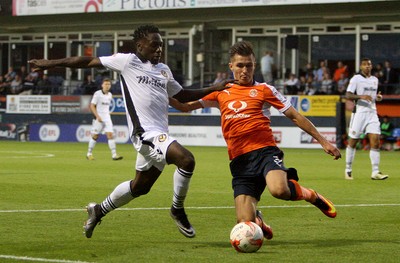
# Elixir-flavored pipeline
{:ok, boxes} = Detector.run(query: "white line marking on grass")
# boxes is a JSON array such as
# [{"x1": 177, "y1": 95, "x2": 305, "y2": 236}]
[
  {"x1": 0, "y1": 151, "x2": 54, "y2": 158},
  {"x1": 0, "y1": 203, "x2": 399, "y2": 213},
  {"x1": 0, "y1": 255, "x2": 92, "y2": 263}
]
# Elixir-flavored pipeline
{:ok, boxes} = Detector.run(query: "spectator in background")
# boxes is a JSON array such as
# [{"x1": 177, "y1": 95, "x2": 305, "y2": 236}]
[
  {"x1": 319, "y1": 72, "x2": 333, "y2": 95},
  {"x1": 20, "y1": 67, "x2": 39, "y2": 95},
  {"x1": 260, "y1": 51, "x2": 274, "y2": 84},
  {"x1": 80, "y1": 75, "x2": 98, "y2": 95},
  {"x1": 4, "y1": 66, "x2": 16, "y2": 83},
  {"x1": 284, "y1": 73, "x2": 299, "y2": 95},
  {"x1": 372, "y1": 63, "x2": 384, "y2": 84},
  {"x1": 212, "y1": 71, "x2": 226, "y2": 85},
  {"x1": 9, "y1": 74, "x2": 22, "y2": 94},
  {"x1": 35, "y1": 74, "x2": 52, "y2": 94},
  {"x1": 380, "y1": 115, "x2": 395, "y2": 151},
  {"x1": 314, "y1": 60, "x2": 329, "y2": 83},
  {"x1": 382, "y1": 60, "x2": 399, "y2": 94},
  {"x1": 304, "y1": 62, "x2": 315, "y2": 79},
  {"x1": 19, "y1": 66, "x2": 28, "y2": 81},
  {"x1": 333, "y1": 61, "x2": 348, "y2": 83},
  {"x1": 336, "y1": 72, "x2": 349, "y2": 95},
  {"x1": 298, "y1": 75, "x2": 307, "y2": 95},
  {"x1": 304, "y1": 75, "x2": 317, "y2": 95}
]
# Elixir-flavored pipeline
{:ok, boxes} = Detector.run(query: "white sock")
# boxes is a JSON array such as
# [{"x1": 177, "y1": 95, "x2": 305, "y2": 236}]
[
  {"x1": 345, "y1": 146, "x2": 356, "y2": 171},
  {"x1": 370, "y1": 148, "x2": 380, "y2": 174},
  {"x1": 100, "y1": 181, "x2": 134, "y2": 215},
  {"x1": 108, "y1": 139, "x2": 117, "y2": 157},
  {"x1": 87, "y1": 138, "x2": 97, "y2": 155},
  {"x1": 172, "y1": 168, "x2": 193, "y2": 209}
]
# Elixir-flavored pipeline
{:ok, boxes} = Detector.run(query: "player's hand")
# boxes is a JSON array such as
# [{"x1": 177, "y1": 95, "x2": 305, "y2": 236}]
[
  {"x1": 211, "y1": 79, "x2": 236, "y2": 91},
  {"x1": 324, "y1": 144, "x2": 342, "y2": 160},
  {"x1": 28, "y1": 59, "x2": 52, "y2": 72},
  {"x1": 376, "y1": 91, "x2": 383, "y2": 102},
  {"x1": 360, "y1": 94, "x2": 373, "y2": 102}
]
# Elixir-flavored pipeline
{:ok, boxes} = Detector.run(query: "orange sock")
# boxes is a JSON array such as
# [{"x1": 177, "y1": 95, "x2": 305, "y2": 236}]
[{"x1": 288, "y1": 179, "x2": 316, "y2": 202}]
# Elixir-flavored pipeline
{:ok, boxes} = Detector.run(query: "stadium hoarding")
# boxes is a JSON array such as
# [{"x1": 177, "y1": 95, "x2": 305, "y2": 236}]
[
  {"x1": 51, "y1": 96, "x2": 82, "y2": 114},
  {"x1": 12, "y1": 0, "x2": 379, "y2": 16},
  {"x1": 6, "y1": 95, "x2": 51, "y2": 114},
  {"x1": 27, "y1": 123, "x2": 336, "y2": 148},
  {"x1": 168, "y1": 126, "x2": 336, "y2": 148},
  {"x1": 29, "y1": 124, "x2": 130, "y2": 143},
  {"x1": 298, "y1": 95, "x2": 341, "y2": 117}
]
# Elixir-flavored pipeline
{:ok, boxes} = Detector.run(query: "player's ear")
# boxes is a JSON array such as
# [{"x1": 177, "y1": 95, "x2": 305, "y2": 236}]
[{"x1": 229, "y1": 62, "x2": 233, "y2": 71}]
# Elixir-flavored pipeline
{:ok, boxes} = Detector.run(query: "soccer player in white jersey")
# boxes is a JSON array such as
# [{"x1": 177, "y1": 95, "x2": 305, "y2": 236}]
[
  {"x1": 345, "y1": 58, "x2": 388, "y2": 180},
  {"x1": 29, "y1": 24, "x2": 231, "y2": 239},
  {"x1": 86, "y1": 78, "x2": 122, "y2": 161}
]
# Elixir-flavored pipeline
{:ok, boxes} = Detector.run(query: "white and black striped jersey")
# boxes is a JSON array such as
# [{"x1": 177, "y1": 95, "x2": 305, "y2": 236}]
[
  {"x1": 91, "y1": 90, "x2": 112, "y2": 121},
  {"x1": 100, "y1": 53, "x2": 182, "y2": 138},
  {"x1": 347, "y1": 74, "x2": 379, "y2": 113}
]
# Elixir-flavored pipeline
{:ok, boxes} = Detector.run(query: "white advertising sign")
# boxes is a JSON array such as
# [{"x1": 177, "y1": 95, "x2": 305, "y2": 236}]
[
  {"x1": 13, "y1": 0, "x2": 379, "y2": 15},
  {"x1": 6, "y1": 95, "x2": 51, "y2": 114},
  {"x1": 170, "y1": 125, "x2": 336, "y2": 148},
  {"x1": 76, "y1": 124, "x2": 130, "y2": 143},
  {"x1": 13, "y1": 0, "x2": 103, "y2": 16}
]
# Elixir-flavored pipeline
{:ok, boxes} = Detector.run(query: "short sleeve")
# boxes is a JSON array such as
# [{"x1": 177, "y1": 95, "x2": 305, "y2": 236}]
[{"x1": 99, "y1": 53, "x2": 131, "y2": 73}]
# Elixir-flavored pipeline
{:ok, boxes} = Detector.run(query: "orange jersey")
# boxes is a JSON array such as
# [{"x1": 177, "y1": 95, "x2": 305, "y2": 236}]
[{"x1": 201, "y1": 82, "x2": 291, "y2": 160}]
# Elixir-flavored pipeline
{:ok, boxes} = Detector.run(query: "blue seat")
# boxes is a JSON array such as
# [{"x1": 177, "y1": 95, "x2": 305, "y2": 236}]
[
  {"x1": 385, "y1": 128, "x2": 400, "y2": 143},
  {"x1": 392, "y1": 128, "x2": 400, "y2": 138}
]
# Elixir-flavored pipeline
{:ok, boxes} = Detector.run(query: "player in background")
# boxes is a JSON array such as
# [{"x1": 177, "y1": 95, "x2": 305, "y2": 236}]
[
  {"x1": 171, "y1": 41, "x2": 341, "y2": 240},
  {"x1": 345, "y1": 58, "x2": 388, "y2": 180},
  {"x1": 29, "y1": 24, "x2": 232, "y2": 239},
  {"x1": 87, "y1": 78, "x2": 123, "y2": 161}
]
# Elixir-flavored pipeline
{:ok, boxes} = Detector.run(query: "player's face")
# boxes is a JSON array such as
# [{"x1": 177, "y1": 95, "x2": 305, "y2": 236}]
[
  {"x1": 137, "y1": 33, "x2": 163, "y2": 64},
  {"x1": 102, "y1": 81, "x2": 112, "y2": 93},
  {"x1": 229, "y1": 54, "x2": 256, "y2": 86},
  {"x1": 360, "y1": 60, "x2": 372, "y2": 76}
]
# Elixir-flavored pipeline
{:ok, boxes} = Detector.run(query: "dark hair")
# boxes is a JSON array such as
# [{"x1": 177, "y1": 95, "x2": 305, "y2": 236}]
[
  {"x1": 102, "y1": 78, "x2": 112, "y2": 83},
  {"x1": 132, "y1": 25, "x2": 160, "y2": 46},
  {"x1": 361, "y1": 58, "x2": 371, "y2": 63},
  {"x1": 229, "y1": 41, "x2": 255, "y2": 59}
]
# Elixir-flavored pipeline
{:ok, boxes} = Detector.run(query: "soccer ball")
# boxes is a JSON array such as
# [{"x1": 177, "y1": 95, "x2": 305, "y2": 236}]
[{"x1": 230, "y1": 221, "x2": 264, "y2": 253}]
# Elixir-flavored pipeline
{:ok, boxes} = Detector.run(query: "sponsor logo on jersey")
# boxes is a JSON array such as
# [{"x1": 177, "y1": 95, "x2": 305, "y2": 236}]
[
  {"x1": 158, "y1": 134, "x2": 167, "y2": 142},
  {"x1": 364, "y1": 87, "x2": 377, "y2": 92},
  {"x1": 136, "y1": 75, "x2": 166, "y2": 89},
  {"x1": 249, "y1": 89, "x2": 258, "y2": 97},
  {"x1": 161, "y1": 70, "x2": 168, "y2": 78},
  {"x1": 225, "y1": 101, "x2": 250, "y2": 120}
]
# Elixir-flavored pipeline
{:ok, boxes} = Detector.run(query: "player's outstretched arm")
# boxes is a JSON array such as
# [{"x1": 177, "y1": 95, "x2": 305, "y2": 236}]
[
  {"x1": 173, "y1": 79, "x2": 234, "y2": 103},
  {"x1": 284, "y1": 107, "x2": 342, "y2": 160},
  {"x1": 169, "y1": 98, "x2": 203, "y2": 112},
  {"x1": 28, "y1": 57, "x2": 103, "y2": 72}
]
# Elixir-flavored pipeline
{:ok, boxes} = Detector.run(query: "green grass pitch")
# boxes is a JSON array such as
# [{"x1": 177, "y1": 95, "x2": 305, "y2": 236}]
[{"x1": 0, "y1": 141, "x2": 399, "y2": 263}]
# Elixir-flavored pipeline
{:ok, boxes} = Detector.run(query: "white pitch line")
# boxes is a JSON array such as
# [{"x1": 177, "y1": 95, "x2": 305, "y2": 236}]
[
  {"x1": 0, "y1": 151, "x2": 54, "y2": 158},
  {"x1": 0, "y1": 255, "x2": 92, "y2": 263},
  {"x1": 0, "y1": 203, "x2": 399, "y2": 213}
]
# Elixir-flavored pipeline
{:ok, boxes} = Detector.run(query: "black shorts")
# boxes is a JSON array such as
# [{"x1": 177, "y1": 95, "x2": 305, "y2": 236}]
[{"x1": 230, "y1": 146, "x2": 286, "y2": 201}]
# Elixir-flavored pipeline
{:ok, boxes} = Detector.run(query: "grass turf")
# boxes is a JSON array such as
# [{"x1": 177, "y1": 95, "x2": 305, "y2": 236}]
[{"x1": 0, "y1": 141, "x2": 399, "y2": 263}]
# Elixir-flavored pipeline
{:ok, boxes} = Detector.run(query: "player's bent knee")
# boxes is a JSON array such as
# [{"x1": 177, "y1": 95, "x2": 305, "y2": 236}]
[
  {"x1": 269, "y1": 187, "x2": 290, "y2": 200},
  {"x1": 180, "y1": 154, "x2": 195, "y2": 171}
]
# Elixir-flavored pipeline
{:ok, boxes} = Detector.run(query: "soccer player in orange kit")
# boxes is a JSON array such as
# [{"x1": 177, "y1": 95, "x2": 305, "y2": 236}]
[{"x1": 172, "y1": 41, "x2": 342, "y2": 240}]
